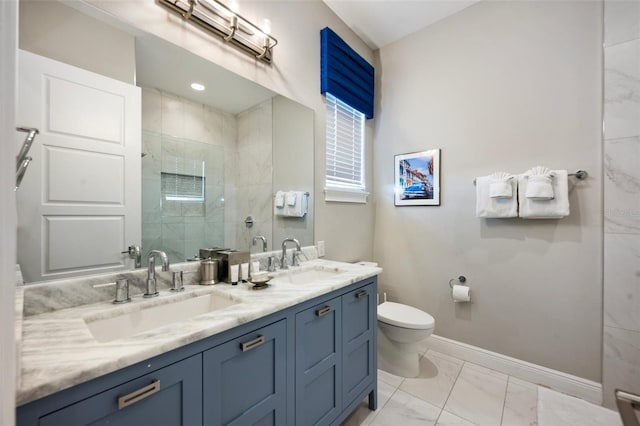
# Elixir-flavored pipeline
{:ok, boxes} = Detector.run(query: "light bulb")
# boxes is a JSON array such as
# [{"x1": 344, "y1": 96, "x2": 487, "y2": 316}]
[
  {"x1": 262, "y1": 18, "x2": 271, "y2": 35},
  {"x1": 191, "y1": 83, "x2": 206, "y2": 91}
]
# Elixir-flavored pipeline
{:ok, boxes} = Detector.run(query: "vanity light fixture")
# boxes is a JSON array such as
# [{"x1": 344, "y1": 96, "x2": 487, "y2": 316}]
[
  {"x1": 191, "y1": 82, "x2": 206, "y2": 91},
  {"x1": 159, "y1": 0, "x2": 278, "y2": 64}
]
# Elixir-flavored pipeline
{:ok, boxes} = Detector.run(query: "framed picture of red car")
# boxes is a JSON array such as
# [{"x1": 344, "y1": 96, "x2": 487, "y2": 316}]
[{"x1": 394, "y1": 149, "x2": 441, "y2": 206}]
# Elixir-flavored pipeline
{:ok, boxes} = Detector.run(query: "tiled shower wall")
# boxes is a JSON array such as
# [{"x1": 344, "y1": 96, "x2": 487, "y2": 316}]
[
  {"x1": 234, "y1": 100, "x2": 274, "y2": 252},
  {"x1": 140, "y1": 87, "x2": 237, "y2": 264},
  {"x1": 602, "y1": 0, "x2": 640, "y2": 409}
]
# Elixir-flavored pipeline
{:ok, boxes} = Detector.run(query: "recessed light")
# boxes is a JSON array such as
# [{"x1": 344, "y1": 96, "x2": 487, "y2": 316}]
[{"x1": 191, "y1": 83, "x2": 205, "y2": 91}]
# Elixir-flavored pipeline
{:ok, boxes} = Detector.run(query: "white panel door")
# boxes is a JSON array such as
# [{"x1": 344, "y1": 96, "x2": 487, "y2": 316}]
[{"x1": 17, "y1": 50, "x2": 141, "y2": 283}]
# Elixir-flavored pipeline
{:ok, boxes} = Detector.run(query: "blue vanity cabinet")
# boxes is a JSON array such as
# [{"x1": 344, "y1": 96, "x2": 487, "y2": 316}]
[
  {"x1": 17, "y1": 276, "x2": 379, "y2": 426},
  {"x1": 36, "y1": 354, "x2": 202, "y2": 426},
  {"x1": 203, "y1": 319, "x2": 287, "y2": 426},
  {"x1": 341, "y1": 282, "x2": 376, "y2": 408},
  {"x1": 295, "y1": 296, "x2": 343, "y2": 426}
]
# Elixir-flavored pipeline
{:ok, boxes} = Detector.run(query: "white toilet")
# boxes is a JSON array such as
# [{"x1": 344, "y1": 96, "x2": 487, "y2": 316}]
[{"x1": 377, "y1": 301, "x2": 435, "y2": 378}]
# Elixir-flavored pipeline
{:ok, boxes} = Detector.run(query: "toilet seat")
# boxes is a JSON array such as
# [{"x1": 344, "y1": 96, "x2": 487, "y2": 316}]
[{"x1": 378, "y1": 302, "x2": 434, "y2": 330}]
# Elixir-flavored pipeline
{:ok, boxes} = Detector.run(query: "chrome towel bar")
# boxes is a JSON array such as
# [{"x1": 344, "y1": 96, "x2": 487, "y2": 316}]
[
  {"x1": 473, "y1": 169, "x2": 588, "y2": 185},
  {"x1": 15, "y1": 127, "x2": 39, "y2": 191}
]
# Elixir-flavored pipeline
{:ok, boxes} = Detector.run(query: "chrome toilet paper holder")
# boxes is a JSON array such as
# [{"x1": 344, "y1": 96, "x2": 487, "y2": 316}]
[
  {"x1": 449, "y1": 275, "x2": 471, "y2": 302},
  {"x1": 448, "y1": 275, "x2": 467, "y2": 288}
]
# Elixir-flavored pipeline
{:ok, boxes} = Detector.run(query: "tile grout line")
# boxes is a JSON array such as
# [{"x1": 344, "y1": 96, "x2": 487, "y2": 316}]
[
  {"x1": 499, "y1": 375, "x2": 511, "y2": 426},
  {"x1": 604, "y1": 36, "x2": 640, "y2": 50},
  {"x1": 367, "y1": 379, "x2": 403, "y2": 426},
  {"x1": 435, "y1": 359, "x2": 468, "y2": 425}
]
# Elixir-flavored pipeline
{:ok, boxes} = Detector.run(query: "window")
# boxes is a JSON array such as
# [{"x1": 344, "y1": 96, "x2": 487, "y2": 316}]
[
  {"x1": 325, "y1": 93, "x2": 368, "y2": 203},
  {"x1": 161, "y1": 157, "x2": 206, "y2": 203},
  {"x1": 161, "y1": 172, "x2": 205, "y2": 202}
]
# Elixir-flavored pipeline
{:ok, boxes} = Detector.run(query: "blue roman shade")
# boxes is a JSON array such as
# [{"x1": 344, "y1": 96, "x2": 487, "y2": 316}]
[{"x1": 321, "y1": 27, "x2": 374, "y2": 119}]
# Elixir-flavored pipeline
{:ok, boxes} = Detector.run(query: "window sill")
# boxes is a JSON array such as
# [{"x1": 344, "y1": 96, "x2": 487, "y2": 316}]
[{"x1": 324, "y1": 188, "x2": 369, "y2": 204}]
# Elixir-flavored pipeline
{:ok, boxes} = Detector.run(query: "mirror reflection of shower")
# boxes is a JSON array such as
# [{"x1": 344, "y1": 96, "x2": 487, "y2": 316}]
[{"x1": 162, "y1": 156, "x2": 206, "y2": 204}]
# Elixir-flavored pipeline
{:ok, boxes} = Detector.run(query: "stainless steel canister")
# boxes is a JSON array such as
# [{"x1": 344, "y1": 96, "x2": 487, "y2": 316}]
[{"x1": 200, "y1": 259, "x2": 219, "y2": 285}]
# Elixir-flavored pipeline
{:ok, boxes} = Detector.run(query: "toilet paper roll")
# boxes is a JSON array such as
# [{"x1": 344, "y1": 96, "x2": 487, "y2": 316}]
[{"x1": 452, "y1": 285, "x2": 471, "y2": 302}]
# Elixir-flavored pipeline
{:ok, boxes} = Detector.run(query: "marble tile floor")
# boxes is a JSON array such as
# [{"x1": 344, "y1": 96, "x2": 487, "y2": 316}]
[{"x1": 342, "y1": 349, "x2": 622, "y2": 426}]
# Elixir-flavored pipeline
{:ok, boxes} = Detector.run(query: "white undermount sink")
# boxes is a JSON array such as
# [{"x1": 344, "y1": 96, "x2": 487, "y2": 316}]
[
  {"x1": 85, "y1": 291, "x2": 240, "y2": 343},
  {"x1": 270, "y1": 266, "x2": 347, "y2": 285}
]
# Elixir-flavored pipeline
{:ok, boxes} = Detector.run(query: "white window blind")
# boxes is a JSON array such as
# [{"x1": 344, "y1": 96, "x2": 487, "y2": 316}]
[
  {"x1": 325, "y1": 93, "x2": 365, "y2": 191},
  {"x1": 161, "y1": 172, "x2": 205, "y2": 202}
]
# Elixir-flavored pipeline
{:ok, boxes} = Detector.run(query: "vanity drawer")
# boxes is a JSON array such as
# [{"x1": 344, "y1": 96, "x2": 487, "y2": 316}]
[{"x1": 37, "y1": 354, "x2": 202, "y2": 426}]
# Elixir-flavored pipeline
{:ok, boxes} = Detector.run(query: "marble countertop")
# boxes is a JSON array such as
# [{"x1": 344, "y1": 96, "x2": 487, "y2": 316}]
[{"x1": 16, "y1": 259, "x2": 381, "y2": 406}]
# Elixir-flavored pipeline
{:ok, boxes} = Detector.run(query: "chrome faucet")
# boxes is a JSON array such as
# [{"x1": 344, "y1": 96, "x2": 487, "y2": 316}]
[
  {"x1": 145, "y1": 250, "x2": 169, "y2": 298},
  {"x1": 252, "y1": 235, "x2": 267, "y2": 252},
  {"x1": 121, "y1": 244, "x2": 142, "y2": 269},
  {"x1": 281, "y1": 238, "x2": 301, "y2": 270}
]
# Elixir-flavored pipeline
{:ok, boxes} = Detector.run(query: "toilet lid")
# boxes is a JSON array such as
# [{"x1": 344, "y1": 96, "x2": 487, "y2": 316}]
[{"x1": 378, "y1": 302, "x2": 435, "y2": 330}]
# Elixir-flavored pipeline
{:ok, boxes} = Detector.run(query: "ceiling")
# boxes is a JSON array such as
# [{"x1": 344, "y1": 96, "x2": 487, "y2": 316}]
[
  {"x1": 135, "y1": 35, "x2": 276, "y2": 114},
  {"x1": 323, "y1": 0, "x2": 481, "y2": 49}
]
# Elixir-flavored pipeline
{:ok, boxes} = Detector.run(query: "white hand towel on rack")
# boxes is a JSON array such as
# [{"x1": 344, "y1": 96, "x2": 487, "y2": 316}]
[
  {"x1": 286, "y1": 191, "x2": 297, "y2": 206},
  {"x1": 525, "y1": 166, "x2": 555, "y2": 200},
  {"x1": 489, "y1": 172, "x2": 515, "y2": 198},
  {"x1": 274, "y1": 191, "x2": 286, "y2": 216},
  {"x1": 475, "y1": 175, "x2": 518, "y2": 218},
  {"x1": 275, "y1": 191, "x2": 285, "y2": 208},
  {"x1": 285, "y1": 191, "x2": 308, "y2": 217},
  {"x1": 518, "y1": 170, "x2": 569, "y2": 218}
]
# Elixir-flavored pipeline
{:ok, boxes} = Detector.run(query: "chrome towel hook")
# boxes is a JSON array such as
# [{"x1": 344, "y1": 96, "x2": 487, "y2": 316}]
[{"x1": 15, "y1": 126, "x2": 39, "y2": 191}]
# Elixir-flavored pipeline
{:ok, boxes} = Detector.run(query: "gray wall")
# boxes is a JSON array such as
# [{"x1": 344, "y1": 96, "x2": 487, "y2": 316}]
[
  {"x1": 19, "y1": 0, "x2": 135, "y2": 84},
  {"x1": 602, "y1": 0, "x2": 640, "y2": 409},
  {"x1": 373, "y1": 0, "x2": 603, "y2": 381},
  {"x1": 273, "y1": 95, "x2": 315, "y2": 248}
]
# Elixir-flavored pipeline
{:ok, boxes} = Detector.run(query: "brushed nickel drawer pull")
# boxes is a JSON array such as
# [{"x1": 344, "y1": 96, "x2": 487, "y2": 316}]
[
  {"x1": 241, "y1": 335, "x2": 265, "y2": 352},
  {"x1": 316, "y1": 306, "x2": 332, "y2": 317},
  {"x1": 356, "y1": 290, "x2": 368, "y2": 299},
  {"x1": 118, "y1": 380, "x2": 160, "y2": 410}
]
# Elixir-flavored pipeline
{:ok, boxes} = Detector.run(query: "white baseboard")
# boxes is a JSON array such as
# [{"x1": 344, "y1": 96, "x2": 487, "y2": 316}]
[{"x1": 425, "y1": 335, "x2": 603, "y2": 405}]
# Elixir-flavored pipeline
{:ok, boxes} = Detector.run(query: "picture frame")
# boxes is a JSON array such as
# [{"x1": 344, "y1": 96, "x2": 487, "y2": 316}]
[{"x1": 394, "y1": 149, "x2": 441, "y2": 206}]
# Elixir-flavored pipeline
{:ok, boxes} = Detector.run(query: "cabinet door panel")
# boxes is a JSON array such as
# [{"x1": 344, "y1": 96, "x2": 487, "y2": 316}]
[
  {"x1": 39, "y1": 355, "x2": 202, "y2": 426},
  {"x1": 342, "y1": 283, "x2": 375, "y2": 405},
  {"x1": 295, "y1": 297, "x2": 342, "y2": 426},
  {"x1": 203, "y1": 320, "x2": 286, "y2": 426},
  {"x1": 253, "y1": 411, "x2": 275, "y2": 426}
]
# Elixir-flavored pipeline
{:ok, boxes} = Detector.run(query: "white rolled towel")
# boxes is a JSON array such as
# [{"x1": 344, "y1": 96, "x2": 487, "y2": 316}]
[
  {"x1": 286, "y1": 191, "x2": 297, "y2": 206},
  {"x1": 475, "y1": 175, "x2": 518, "y2": 218},
  {"x1": 489, "y1": 172, "x2": 515, "y2": 198},
  {"x1": 285, "y1": 191, "x2": 308, "y2": 217},
  {"x1": 274, "y1": 191, "x2": 285, "y2": 208},
  {"x1": 518, "y1": 170, "x2": 569, "y2": 218},
  {"x1": 525, "y1": 166, "x2": 555, "y2": 200}
]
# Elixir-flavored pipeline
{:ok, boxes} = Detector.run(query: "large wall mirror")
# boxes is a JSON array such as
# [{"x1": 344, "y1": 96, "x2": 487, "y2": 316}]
[{"x1": 16, "y1": 0, "x2": 314, "y2": 284}]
